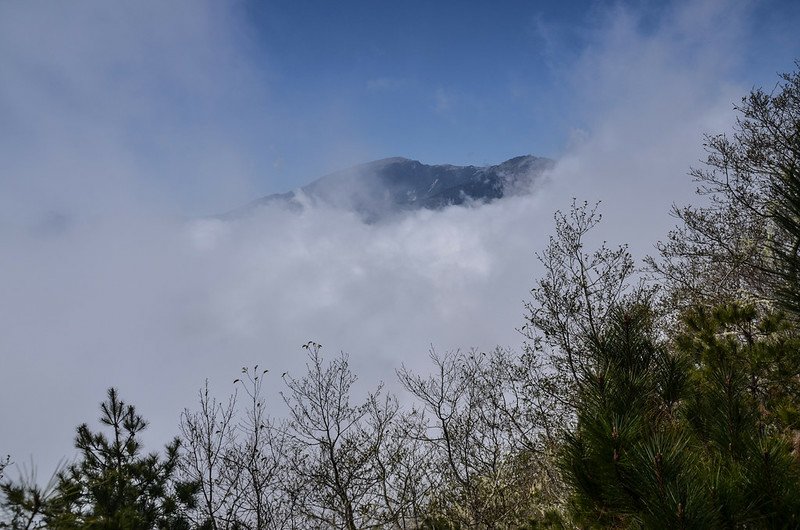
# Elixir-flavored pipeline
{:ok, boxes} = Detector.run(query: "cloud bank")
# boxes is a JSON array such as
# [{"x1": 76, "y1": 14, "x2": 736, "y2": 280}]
[{"x1": 0, "y1": 0, "x2": 792, "y2": 474}]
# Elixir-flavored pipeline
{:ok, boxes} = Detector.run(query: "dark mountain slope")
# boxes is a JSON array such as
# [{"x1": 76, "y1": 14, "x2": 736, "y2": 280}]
[{"x1": 227, "y1": 155, "x2": 553, "y2": 221}]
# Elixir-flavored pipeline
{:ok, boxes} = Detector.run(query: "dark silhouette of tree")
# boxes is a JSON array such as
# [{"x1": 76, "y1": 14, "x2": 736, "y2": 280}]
[{"x1": 2, "y1": 388, "x2": 196, "y2": 529}]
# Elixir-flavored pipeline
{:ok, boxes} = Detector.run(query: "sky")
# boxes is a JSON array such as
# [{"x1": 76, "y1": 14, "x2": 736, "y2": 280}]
[{"x1": 1, "y1": 0, "x2": 800, "y2": 477}]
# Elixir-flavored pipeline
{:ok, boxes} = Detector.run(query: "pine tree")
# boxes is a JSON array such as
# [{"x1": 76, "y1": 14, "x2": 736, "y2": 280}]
[
  {"x1": 676, "y1": 304, "x2": 800, "y2": 527},
  {"x1": 561, "y1": 303, "x2": 800, "y2": 528},
  {"x1": 2, "y1": 388, "x2": 197, "y2": 529},
  {"x1": 560, "y1": 304, "x2": 702, "y2": 528}
]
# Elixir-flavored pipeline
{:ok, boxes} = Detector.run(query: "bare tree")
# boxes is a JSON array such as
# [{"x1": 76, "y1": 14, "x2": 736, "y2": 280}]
[
  {"x1": 281, "y1": 342, "x2": 406, "y2": 529},
  {"x1": 366, "y1": 403, "x2": 432, "y2": 528},
  {"x1": 233, "y1": 368, "x2": 295, "y2": 529},
  {"x1": 397, "y1": 349, "x2": 551, "y2": 528},
  {"x1": 179, "y1": 382, "x2": 242, "y2": 529},
  {"x1": 179, "y1": 370, "x2": 296, "y2": 529},
  {"x1": 180, "y1": 345, "x2": 434, "y2": 529},
  {"x1": 649, "y1": 63, "x2": 800, "y2": 313},
  {"x1": 517, "y1": 199, "x2": 647, "y2": 451},
  {"x1": 523, "y1": 200, "x2": 637, "y2": 390}
]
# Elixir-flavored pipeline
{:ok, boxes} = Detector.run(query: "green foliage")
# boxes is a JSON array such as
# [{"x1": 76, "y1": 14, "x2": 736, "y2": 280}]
[
  {"x1": 677, "y1": 305, "x2": 800, "y2": 528},
  {"x1": 4, "y1": 60, "x2": 800, "y2": 530},
  {"x1": 561, "y1": 305, "x2": 694, "y2": 528},
  {"x1": 0, "y1": 466, "x2": 57, "y2": 530},
  {"x1": 562, "y1": 303, "x2": 800, "y2": 528},
  {"x1": 2, "y1": 388, "x2": 196, "y2": 530}
]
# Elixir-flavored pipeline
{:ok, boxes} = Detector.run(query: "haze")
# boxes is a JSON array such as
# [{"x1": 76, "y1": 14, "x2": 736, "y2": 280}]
[{"x1": 1, "y1": 0, "x2": 799, "y2": 475}]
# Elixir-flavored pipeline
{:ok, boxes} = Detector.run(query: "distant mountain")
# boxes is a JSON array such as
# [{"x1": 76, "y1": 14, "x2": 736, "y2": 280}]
[{"x1": 226, "y1": 155, "x2": 554, "y2": 222}]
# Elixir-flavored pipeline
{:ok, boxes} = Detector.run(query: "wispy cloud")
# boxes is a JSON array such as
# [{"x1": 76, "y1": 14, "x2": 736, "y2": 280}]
[
  {"x1": 0, "y1": 0, "x2": 269, "y2": 220},
  {"x1": 366, "y1": 77, "x2": 407, "y2": 91},
  {"x1": 0, "y1": 0, "x2": 792, "y2": 476},
  {"x1": 433, "y1": 87, "x2": 455, "y2": 113}
]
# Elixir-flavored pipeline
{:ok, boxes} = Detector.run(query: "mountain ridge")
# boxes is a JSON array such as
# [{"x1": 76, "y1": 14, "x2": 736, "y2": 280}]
[{"x1": 225, "y1": 155, "x2": 554, "y2": 222}]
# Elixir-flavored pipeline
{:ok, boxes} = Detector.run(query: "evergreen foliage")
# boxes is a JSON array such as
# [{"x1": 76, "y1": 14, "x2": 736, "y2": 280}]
[
  {"x1": 562, "y1": 304, "x2": 800, "y2": 528},
  {"x1": 562, "y1": 63, "x2": 800, "y2": 528},
  {"x1": 2, "y1": 62, "x2": 800, "y2": 530},
  {"x1": 2, "y1": 388, "x2": 196, "y2": 529}
]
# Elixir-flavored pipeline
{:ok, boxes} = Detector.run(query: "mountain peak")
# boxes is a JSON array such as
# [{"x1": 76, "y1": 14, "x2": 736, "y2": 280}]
[{"x1": 226, "y1": 155, "x2": 554, "y2": 222}]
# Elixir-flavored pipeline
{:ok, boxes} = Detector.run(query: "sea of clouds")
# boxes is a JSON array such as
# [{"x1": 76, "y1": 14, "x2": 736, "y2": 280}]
[{"x1": 0, "y1": 0, "x2": 789, "y2": 475}]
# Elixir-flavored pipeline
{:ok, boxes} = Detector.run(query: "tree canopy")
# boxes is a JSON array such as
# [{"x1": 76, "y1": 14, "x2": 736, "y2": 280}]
[{"x1": 3, "y1": 62, "x2": 800, "y2": 529}]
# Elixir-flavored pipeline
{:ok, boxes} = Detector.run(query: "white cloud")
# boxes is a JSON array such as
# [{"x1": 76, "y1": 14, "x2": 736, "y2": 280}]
[
  {"x1": 0, "y1": 0, "x2": 789, "y2": 477},
  {"x1": 0, "y1": 0, "x2": 267, "y2": 220}
]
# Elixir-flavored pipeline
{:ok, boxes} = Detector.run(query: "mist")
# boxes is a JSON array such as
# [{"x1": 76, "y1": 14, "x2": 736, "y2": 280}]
[{"x1": 1, "y1": 0, "x2": 795, "y2": 476}]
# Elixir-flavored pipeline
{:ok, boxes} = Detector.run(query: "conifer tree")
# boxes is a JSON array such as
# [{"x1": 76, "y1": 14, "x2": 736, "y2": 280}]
[
  {"x1": 560, "y1": 304, "x2": 697, "y2": 527},
  {"x1": 2, "y1": 388, "x2": 197, "y2": 529},
  {"x1": 676, "y1": 304, "x2": 800, "y2": 527},
  {"x1": 561, "y1": 303, "x2": 800, "y2": 528}
]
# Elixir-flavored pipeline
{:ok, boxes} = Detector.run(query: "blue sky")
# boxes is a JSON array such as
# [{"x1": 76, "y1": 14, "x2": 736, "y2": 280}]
[
  {"x1": 238, "y1": 0, "x2": 579, "y2": 165},
  {"x1": 1, "y1": 0, "x2": 799, "y2": 216},
  {"x1": 228, "y1": 0, "x2": 800, "y2": 192}
]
